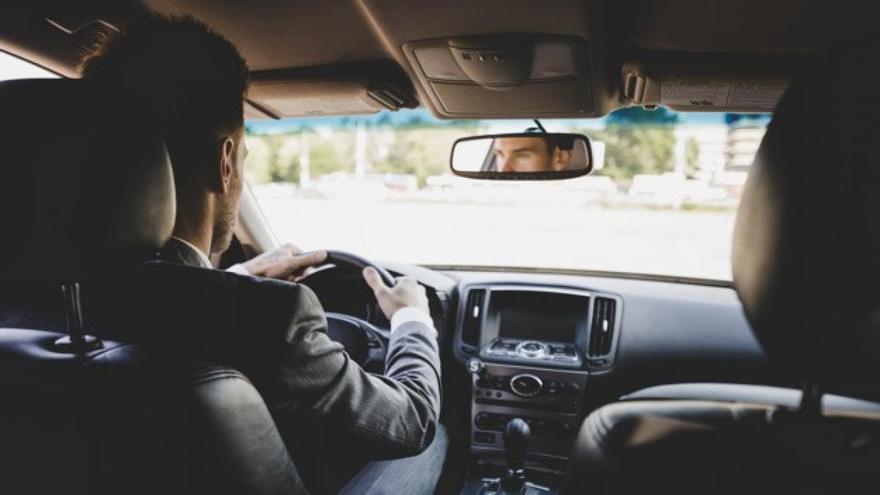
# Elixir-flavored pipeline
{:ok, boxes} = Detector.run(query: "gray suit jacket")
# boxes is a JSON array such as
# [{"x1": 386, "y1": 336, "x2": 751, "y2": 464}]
[{"x1": 156, "y1": 238, "x2": 443, "y2": 459}]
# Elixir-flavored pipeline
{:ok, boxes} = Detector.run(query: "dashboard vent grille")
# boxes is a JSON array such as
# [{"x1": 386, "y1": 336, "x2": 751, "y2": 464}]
[
  {"x1": 461, "y1": 289, "x2": 486, "y2": 347},
  {"x1": 588, "y1": 296, "x2": 617, "y2": 356}
]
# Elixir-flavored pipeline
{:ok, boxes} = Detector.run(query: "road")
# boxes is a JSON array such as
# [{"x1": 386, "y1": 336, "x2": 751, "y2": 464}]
[{"x1": 255, "y1": 196, "x2": 736, "y2": 281}]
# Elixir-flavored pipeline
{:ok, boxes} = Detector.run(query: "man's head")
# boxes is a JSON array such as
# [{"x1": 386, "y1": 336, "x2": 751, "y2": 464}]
[
  {"x1": 492, "y1": 135, "x2": 573, "y2": 173},
  {"x1": 80, "y1": 14, "x2": 249, "y2": 254}
]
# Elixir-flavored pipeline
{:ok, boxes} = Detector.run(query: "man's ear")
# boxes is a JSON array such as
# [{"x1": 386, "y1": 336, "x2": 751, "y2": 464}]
[
  {"x1": 213, "y1": 136, "x2": 236, "y2": 194},
  {"x1": 552, "y1": 148, "x2": 572, "y2": 171}
]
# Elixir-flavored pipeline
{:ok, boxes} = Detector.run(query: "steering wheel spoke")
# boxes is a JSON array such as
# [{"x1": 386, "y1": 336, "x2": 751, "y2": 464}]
[
  {"x1": 300, "y1": 250, "x2": 396, "y2": 371},
  {"x1": 326, "y1": 312, "x2": 388, "y2": 373}
]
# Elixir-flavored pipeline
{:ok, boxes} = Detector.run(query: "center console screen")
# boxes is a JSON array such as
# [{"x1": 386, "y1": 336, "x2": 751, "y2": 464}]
[{"x1": 491, "y1": 290, "x2": 587, "y2": 343}]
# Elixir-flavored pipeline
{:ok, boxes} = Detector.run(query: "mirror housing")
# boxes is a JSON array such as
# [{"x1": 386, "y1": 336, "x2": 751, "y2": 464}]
[{"x1": 450, "y1": 132, "x2": 592, "y2": 180}]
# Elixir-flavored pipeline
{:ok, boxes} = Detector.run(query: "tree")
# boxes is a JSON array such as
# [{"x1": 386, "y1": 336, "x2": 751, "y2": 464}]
[
  {"x1": 586, "y1": 106, "x2": 679, "y2": 180},
  {"x1": 375, "y1": 128, "x2": 455, "y2": 186},
  {"x1": 588, "y1": 127, "x2": 676, "y2": 180},
  {"x1": 309, "y1": 135, "x2": 352, "y2": 177},
  {"x1": 243, "y1": 135, "x2": 302, "y2": 184}
]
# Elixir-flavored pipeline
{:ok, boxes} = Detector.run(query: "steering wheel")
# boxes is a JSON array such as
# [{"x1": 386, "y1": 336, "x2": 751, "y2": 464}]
[
  {"x1": 301, "y1": 250, "x2": 396, "y2": 373},
  {"x1": 324, "y1": 250, "x2": 396, "y2": 287}
]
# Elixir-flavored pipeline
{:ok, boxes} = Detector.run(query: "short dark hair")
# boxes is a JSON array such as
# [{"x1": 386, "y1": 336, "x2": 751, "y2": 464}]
[
  {"x1": 80, "y1": 14, "x2": 249, "y2": 174},
  {"x1": 543, "y1": 135, "x2": 575, "y2": 153}
]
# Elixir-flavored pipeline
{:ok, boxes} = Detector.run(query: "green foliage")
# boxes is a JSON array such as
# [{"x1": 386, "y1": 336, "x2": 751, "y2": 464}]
[
  {"x1": 246, "y1": 126, "x2": 467, "y2": 187},
  {"x1": 309, "y1": 134, "x2": 353, "y2": 176},
  {"x1": 572, "y1": 107, "x2": 680, "y2": 181},
  {"x1": 244, "y1": 135, "x2": 301, "y2": 184},
  {"x1": 374, "y1": 128, "x2": 459, "y2": 186},
  {"x1": 589, "y1": 126, "x2": 677, "y2": 180}
]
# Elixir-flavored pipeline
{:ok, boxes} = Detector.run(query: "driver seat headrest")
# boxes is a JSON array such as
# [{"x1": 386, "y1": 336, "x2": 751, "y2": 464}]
[
  {"x1": 0, "y1": 78, "x2": 175, "y2": 284},
  {"x1": 732, "y1": 37, "x2": 880, "y2": 397}
]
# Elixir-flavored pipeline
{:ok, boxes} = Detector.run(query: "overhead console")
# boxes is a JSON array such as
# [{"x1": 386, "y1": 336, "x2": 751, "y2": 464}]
[
  {"x1": 456, "y1": 284, "x2": 622, "y2": 468},
  {"x1": 403, "y1": 34, "x2": 594, "y2": 118}
]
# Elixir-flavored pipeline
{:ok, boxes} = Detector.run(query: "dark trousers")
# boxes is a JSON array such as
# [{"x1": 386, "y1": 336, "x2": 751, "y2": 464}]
[{"x1": 338, "y1": 425, "x2": 449, "y2": 494}]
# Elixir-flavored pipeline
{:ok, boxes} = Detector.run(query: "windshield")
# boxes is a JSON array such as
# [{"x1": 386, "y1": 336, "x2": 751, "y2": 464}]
[{"x1": 245, "y1": 108, "x2": 768, "y2": 281}]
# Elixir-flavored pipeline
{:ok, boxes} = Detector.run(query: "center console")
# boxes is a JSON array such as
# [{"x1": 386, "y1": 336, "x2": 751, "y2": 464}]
[{"x1": 455, "y1": 284, "x2": 622, "y2": 491}]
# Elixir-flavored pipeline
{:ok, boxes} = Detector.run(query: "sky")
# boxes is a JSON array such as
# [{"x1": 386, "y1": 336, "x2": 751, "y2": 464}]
[{"x1": 246, "y1": 106, "x2": 770, "y2": 135}]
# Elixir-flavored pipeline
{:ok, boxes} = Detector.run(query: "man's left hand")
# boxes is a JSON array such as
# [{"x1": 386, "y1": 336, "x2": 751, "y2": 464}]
[{"x1": 240, "y1": 244, "x2": 327, "y2": 281}]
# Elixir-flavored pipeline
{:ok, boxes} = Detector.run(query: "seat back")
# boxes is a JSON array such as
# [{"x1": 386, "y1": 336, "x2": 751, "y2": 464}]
[
  {"x1": 0, "y1": 79, "x2": 305, "y2": 494},
  {"x1": 564, "y1": 385, "x2": 880, "y2": 494},
  {"x1": 0, "y1": 328, "x2": 305, "y2": 494}
]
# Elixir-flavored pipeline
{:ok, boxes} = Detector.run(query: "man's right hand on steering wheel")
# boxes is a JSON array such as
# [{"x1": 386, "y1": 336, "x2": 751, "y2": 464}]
[{"x1": 362, "y1": 267, "x2": 430, "y2": 322}]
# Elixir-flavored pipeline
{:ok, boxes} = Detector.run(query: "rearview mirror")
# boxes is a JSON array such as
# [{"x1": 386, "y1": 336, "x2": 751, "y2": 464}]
[{"x1": 450, "y1": 133, "x2": 592, "y2": 180}]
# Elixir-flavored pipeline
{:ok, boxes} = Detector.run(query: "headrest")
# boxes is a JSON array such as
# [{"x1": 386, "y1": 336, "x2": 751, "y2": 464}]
[
  {"x1": 0, "y1": 79, "x2": 174, "y2": 283},
  {"x1": 733, "y1": 38, "x2": 880, "y2": 394}
]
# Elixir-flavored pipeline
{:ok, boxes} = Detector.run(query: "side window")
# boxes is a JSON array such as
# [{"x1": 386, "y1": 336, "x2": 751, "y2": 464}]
[{"x1": 0, "y1": 51, "x2": 59, "y2": 81}]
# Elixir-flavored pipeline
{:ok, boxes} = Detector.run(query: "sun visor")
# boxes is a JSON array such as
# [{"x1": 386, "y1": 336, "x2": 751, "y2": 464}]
[
  {"x1": 404, "y1": 35, "x2": 593, "y2": 118},
  {"x1": 620, "y1": 56, "x2": 796, "y2": 113},
  {"x1": 245, "y1": 61, "x2": 417, "y2": 119}
]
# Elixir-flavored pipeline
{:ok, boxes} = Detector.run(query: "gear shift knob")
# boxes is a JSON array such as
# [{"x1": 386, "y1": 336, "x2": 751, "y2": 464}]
[{"x1": 504, "y1": 418, "x2": 530, "y2": 471}]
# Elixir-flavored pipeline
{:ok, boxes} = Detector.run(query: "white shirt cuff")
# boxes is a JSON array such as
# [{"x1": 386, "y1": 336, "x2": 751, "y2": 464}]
[
  {"x1": 390, "y1": 307, "x2": 435, "y2": 334},
  {"x1": 226, "y1": 263, "x2": 251, "y2": 276}
]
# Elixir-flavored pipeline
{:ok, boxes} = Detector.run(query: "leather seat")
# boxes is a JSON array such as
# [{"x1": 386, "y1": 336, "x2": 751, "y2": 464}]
[
  {"x1": 0, "y1": 79, "x2": 306, "y2": 494},
  {"x1": 563, "y1": 38, "x2": 880, "y2": 495}
]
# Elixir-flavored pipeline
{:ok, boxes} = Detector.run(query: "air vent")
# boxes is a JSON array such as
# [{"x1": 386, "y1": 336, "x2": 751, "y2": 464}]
[
  {"x1": 461, "y1": 289, "x2": 486, "y2": 347},
  {"x1": 588, "y1": 296, "x2": 617, "y2": 357}
]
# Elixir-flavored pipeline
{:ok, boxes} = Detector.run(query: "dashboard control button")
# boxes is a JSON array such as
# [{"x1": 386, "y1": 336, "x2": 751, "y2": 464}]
[
  {"x1": 509, "y1": 374, "x2": 543, "y2": 397},
  {"x1": 473, "y1": 431, "x2": 496, "y2": 444},
  {"x1": 515, "y1": 341, "x2": 548, "y2": 359},
  {"x1": 475, "y1": 413, "x2": 492, "y2": 429}
]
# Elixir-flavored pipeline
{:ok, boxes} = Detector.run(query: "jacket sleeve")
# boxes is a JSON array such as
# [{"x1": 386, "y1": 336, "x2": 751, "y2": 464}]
[{"x1": 272, "y1": 284, "x2": 442, "y2": 458}]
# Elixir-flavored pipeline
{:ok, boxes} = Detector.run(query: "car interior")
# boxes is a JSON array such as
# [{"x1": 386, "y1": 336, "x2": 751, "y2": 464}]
[{"x1": 3, "y1": 1, "x2": 880, "y2": 494}]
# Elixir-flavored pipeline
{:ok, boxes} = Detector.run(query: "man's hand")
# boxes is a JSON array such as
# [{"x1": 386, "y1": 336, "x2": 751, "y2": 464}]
[
  {"x1": 240, "y1": 244, "x2": 327, "y2": 281},
  {"x1": 363, "y1": 267, "x2": 429, "y2": 320}
]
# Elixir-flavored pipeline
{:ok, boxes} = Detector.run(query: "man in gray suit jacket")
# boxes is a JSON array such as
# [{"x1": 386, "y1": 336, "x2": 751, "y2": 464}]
[{"x1": 79, "y1": 14, "x2": 446, "y2": 494}]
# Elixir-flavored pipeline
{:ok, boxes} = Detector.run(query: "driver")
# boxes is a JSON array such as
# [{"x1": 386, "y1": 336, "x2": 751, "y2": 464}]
[
  {"x1": 492, "y1": 135, "x2": 574, "y2": 172},
  {"x1": 79, "y1": 14, "x2": 445, "y2": 494}
]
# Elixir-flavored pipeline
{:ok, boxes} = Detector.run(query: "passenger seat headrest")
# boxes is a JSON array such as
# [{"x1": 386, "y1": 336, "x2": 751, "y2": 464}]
[
  {"x1": 733, "y1": 38, "x2": 880, "y2": 396},
  {"x1": 0, "y1": 79, "x2": 175, "y2": 283}
]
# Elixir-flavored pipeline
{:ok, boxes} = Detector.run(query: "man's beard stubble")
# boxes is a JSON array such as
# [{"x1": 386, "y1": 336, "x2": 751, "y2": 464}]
[{"x1": 210, "y1": 192, "x2": 239, "y2": 255}]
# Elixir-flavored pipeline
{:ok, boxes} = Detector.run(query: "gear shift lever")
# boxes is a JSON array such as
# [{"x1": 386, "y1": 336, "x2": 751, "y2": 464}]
[
  {"x1": 501, "y1": 418, "x2": 530, "y2": 493},
  {"x1": 505, "y1": 419, "x2": 530, "y2": 472},
  {"x1": 472, "y1": 418, "x2": 550, "y2": 495}
]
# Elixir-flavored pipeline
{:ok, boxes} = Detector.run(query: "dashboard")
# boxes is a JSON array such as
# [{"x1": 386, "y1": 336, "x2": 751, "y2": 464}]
[{"x1": 303, "y1": 262, "x2": 774, "y2": 477}]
